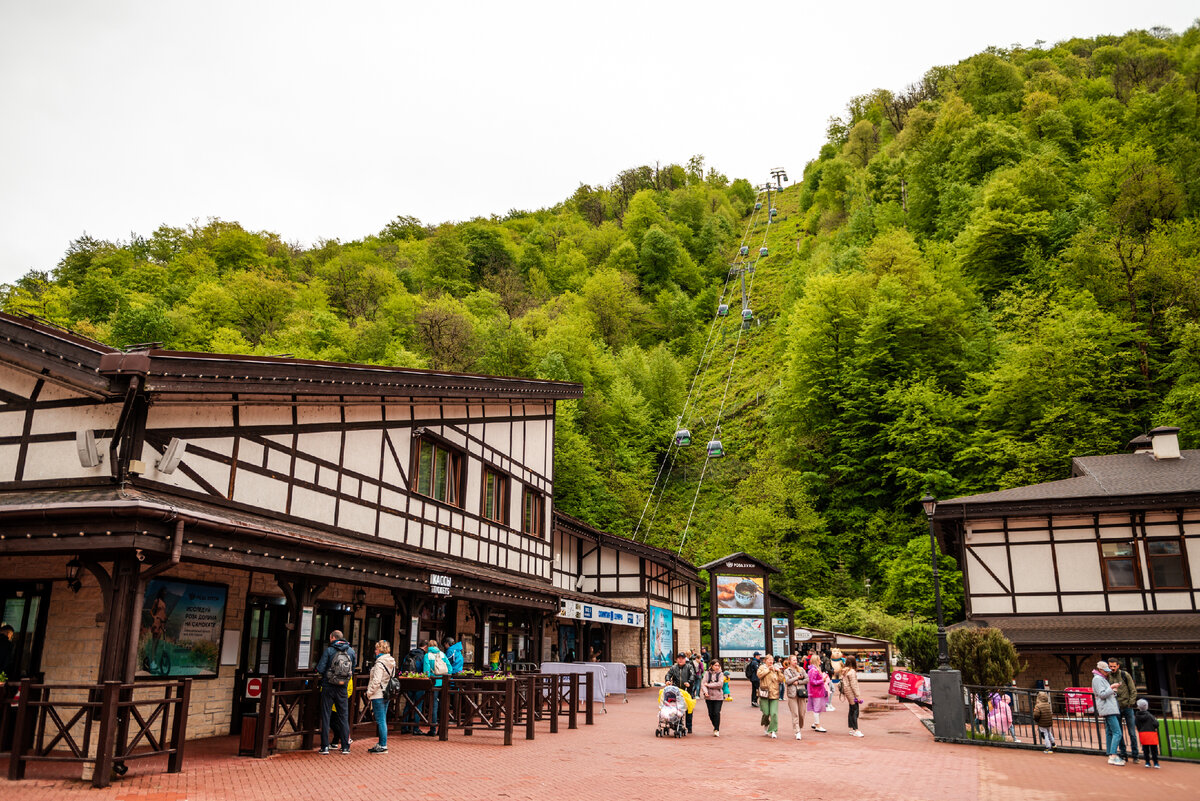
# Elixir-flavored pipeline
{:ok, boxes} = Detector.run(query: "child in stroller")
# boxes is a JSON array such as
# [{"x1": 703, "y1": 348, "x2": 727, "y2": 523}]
[{"x1": 655, "y1": 683, "x2": 694, "y2": 738}]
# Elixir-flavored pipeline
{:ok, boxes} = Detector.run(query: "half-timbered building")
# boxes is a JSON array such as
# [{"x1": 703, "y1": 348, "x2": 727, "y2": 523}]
[
  {"x1": 932, "y1": 426, "x2": 1200, "y2": 696},
  {"x1": 0, "y1": 313, "x2": 698, "y2": 740}
]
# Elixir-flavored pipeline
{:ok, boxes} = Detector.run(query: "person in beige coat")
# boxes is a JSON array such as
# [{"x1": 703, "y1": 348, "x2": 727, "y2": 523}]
[
  {"x1": 757, "y1": 654, "x2": 783, "y2": 738},
  {"x1": 782, "y1": 655, "x2": 807, "y2": 740},
  {"x1": 839, "y1": 655, "x2": 864, "y2": 737},
  {"x1": 366, "y1": 640, "x2": 397, "y2": 753}
]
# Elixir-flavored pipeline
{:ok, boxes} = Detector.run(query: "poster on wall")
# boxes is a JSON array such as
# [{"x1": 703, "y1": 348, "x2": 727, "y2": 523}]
[
  {"x1": 714, "y1": 575, "x2": 765, "y2": 615},
  {"x1": 648, "y1": 605, "x2": 674, "y2": 667},
  {"x1": 718, "y1": 616, "x2": 765, "y2": 657},
  {"x1": 137, "y1": 579, "x2": 228, "y2": 678}
]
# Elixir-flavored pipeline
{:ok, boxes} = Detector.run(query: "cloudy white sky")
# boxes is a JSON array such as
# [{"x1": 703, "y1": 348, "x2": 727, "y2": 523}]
[{"x1": 1, "y1": 1, "x2": 1196, "y2": 284}]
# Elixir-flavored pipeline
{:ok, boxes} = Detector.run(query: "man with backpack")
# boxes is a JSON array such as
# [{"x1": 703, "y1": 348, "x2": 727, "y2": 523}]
[
  {"x1": 422, "y1": 639, "x2": 450, "y2": 736},
  {"x1": 399, "y1": 642, "x2": 427, "y2": 734},
  {"x1": 746, "y1": 653, "x2": 762, "y2": 707},
  {"x1": 314, "y1": 630, "x2": 357, "y2": 755}
]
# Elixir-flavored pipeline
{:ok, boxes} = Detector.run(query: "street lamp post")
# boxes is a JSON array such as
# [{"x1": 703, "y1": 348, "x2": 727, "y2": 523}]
[{"x1": 922, "y1": 494, "x2": 951, "y2": 670}]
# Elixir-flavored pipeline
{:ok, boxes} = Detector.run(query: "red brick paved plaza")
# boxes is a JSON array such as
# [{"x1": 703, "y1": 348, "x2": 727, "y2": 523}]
[{"x1": 7, "y1": 683, "x2": 1199, "y2": 801}]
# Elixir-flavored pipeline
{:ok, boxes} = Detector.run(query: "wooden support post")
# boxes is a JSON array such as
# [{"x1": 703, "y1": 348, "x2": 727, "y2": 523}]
[
  {"x1": 301, "y1": 680, "x2": 318, "y2": 751},
  {"x1": 254, "y1": 677, "x2": 274, "y2": 758},
  {"x1": 168, "y1": 679, "x2": 191, "y2": 773},
  {"x1": 568, "y1": 674, "x2": 578, "y2": 730},
  {"x1": 525, "y1": 677, "x2": 535, "y2": 741},
  {"x1": 92, "y1": 681, "x2": 121, "y2": 789},
  {"x1": 437, "y1": 682, "x2": 449, "y2": 741},
  {"x1": 549, "y1": 676, "x2": 558, "y2": 734},
  {"x1": 7, "y1": 679, "x2": 33, "y2": 781},
  {"x1": 503, "y1": 679, "x2": 515, "y2": 746},
  {"x1": 585, "y1": 670, "x2": 594, "y2": 725}
]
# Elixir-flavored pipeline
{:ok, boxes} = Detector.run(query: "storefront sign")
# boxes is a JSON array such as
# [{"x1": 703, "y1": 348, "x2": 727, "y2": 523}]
[
  {"x1": 557, "y1": 600, "x2": 644, "y2": 627},
  {"x1": 430, "y1": 573, "x2": 452, "y2": 595},
  {"x1": 648, "y1": 606, "x2": 673, "y2": 667},
  {"x1": 794, "y1": 628, "x2": 813, "y2": 642},
  {"x1": 298, "y1": 607, "x2": 314, "y2": 668},
  {"x1": 717, "y1": 615, "x2": 765, "y2": 657},
  {"x1": 723, "y1": 561, "x2": 757, "y2": 570},
  {"x1": 136, "y1": 578, "x2": 228, "y2": 678}
]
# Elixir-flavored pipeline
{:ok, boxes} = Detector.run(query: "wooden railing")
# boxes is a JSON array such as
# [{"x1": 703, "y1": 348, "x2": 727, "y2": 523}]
[{"x1": 6, "y1": 678, "x2": 191, "y2": 789}]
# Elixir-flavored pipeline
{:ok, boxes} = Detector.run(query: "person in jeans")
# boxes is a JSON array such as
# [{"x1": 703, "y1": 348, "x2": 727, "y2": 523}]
[
  {"x1": 1033, "y1": 691, "x2": 1056, "y2": 752},
  {"x1": 782, "y1": 655, "x2": 806, "y2": 740},
  {"x1": 756, "y1": 654, "x2": 783, "y2": 738},
  {"x1": 839, "y1": 655, "x2": 864, "y2": 737},
  {"x1": 701, "y1": 659, "x2": 725, "y2": 737},
  {"x1": 1107, "y1": 657, "x2": 1140, "y2": 764},
  {"x1": 1091, "y1": 660, "x2": 1125, "y2": 765},
  {"x1": 746, "y1": 653, "x2": 762, "y2": 707},
  {"x1": 366, "y1": 640, "x2": 396, "y2": 754},
  {"x1": 666, "y1": 652, "x2": 698, "y2": 734},
  {"x1": 314, "y1": 630, "x2": 356, "y2": 755}
]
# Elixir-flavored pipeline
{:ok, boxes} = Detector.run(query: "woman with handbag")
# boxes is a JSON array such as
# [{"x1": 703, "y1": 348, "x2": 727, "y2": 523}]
[
  {"x1": 783, "y1": 655, "x2": 807, "y2": 740},
  {"x1": 839, "y1": 655, "x2": 865, "y2": 737},
  {"x1": 366, "y1": 640, "x2": 397, "y2": 754},
  {"x1": 807, "y1": 660, "x2": 828, "y2": 732},
  {"x1": 756, "y1": 654, "x2": 783, "y2": 738},
  {"x1": 702, "y1": 659, "x2": 726, "y2": 737}
]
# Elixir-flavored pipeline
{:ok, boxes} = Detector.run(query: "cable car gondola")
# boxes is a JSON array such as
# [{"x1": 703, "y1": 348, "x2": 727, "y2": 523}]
[
  {"x1": 674, "y1": 429, "x2": 692, "y2": 447},
  {"x1": 707, "y1": 440, "x2": 724, "y2": 458}
]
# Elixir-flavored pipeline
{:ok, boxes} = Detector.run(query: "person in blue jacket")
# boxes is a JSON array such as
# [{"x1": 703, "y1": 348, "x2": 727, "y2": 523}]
[
  {"x1": 443, "y1": 636, "x2": 464, "y2": 673},
  {"x1": 422, "y1": 639, "x2": 449, "y2": 736}
]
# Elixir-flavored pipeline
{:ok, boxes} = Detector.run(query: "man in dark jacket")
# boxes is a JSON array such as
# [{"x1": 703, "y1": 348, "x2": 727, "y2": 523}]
[
  {"x1": 1107, "y1": 657, "x2": 1139, "y2": 764},
  {"x1": 746, "y1": 653, "x2": 762, "y2": 707},
  {"x1": 666, "y1": 652, "x2": 697, "y2": 734},
  {"x1": 314, "y1": 630, "x2": 356, "y2": 754}
]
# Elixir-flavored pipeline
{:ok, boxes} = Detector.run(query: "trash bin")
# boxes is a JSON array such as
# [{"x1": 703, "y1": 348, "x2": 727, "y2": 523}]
[
  {"x1": 626, "y1": 665, "x2": 642, "y2": 689},
  {"x1": 238, "y1": 712, "x2": 257, "y2": 756}
]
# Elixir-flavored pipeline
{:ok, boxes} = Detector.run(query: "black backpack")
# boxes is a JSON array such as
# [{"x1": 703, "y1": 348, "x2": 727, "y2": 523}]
[
  {"x1": 325, "y1": 649, "x2": 354, "y2": 685},
  {"x1": 401, "y1": 648, "x2": 424, "y2": 673},
  {"x1": 745, "y1": 660, "x2": 758, "y2": 680}
]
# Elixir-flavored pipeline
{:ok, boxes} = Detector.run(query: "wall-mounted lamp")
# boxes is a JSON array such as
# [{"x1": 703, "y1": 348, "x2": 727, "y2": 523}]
[
  {"x1": 66, "y1": 557, "x2": 82, "y2": 592},
  {"x1": 353, "y1": 588, "x2": 367, "y2": 612}
]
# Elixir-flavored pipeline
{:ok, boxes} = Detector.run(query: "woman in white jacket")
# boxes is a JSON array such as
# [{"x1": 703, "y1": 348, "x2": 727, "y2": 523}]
[{"x1": 366, "y1": 640, "x2": 397, "y2": 754}]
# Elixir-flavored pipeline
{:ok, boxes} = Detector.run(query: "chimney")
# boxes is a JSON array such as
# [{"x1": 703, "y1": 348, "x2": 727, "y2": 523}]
[
  {"x1": 1147, "y1": 426, "x2": 1181, "y2": 461},
  {"x1": 1126, "y1": 434, "x2": 1152, "y2": 454}
]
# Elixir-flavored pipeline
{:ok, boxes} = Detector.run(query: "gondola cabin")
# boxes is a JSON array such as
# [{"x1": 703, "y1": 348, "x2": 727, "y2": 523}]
[
  {"x1": 755, "y1": 202, "x2": 762, "y2": 210},
  {"x1": 741, "y1": 308, "x2": 754, "y2": 322},
  {"x1": 717, "y1": 303, "x2": 729, "y2": 317},
  {"x1": 707, "y1": 440, "x2": 724, "y2": 458},
  {"x1": 674, "y1": 429, "x2": 692, "y2": 447},
  {"x1": 759, "y1": 246, "x2": 768, "y2": 257},
  {"x1": 739, "y1": 245, "x2": 749, "y2": 256}
]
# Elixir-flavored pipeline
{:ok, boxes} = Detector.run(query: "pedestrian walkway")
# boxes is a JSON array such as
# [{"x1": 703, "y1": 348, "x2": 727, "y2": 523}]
[{"x1": 6, "y1": 684, "x2": 1198, "y2": 800}]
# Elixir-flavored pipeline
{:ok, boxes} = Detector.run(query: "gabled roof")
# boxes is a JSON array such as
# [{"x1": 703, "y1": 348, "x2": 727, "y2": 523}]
[
  {"x1": 697, "y1": 552, "x2": 781, "y2": 574},
  {"x1": 959, "y1": 613, "x2": 1200, "y2": 650},
  {"x1": 0, "y1": 312, "x2": 583, "y2": 402},
  {"x1": 553, "y1": 512, "x2": 701, "y2": 582},
  {"x1": 933, "y1": 450, "x2": 1200, "y2": 517}
]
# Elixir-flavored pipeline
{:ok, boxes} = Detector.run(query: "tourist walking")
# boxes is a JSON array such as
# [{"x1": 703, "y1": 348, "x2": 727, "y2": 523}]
[
  {"x1": 782, "y1": 655, "x2": 807, "y2": 740},
  {"x1": 1033, "y1": 691, "x2": 1055, "y2": 752},
  {"x1": 1107, "y1": 658, "x2": 1140, "y2": 764},
  {"x1": 1091, "y1": 661, "x2": 1125, "y2": 765},
  {"x1": 666, "y1": 652, "x2": 698, "y2": 734},
  {"x1": 366, "y1": 640, "x2": 396, "y2": 754},
  {"x1": 746, "y1": 652, "x2": 762, "y2": 707},
  {"x1": 702, "y1": 659, "x2": 725, "y2": 736},
  {"x1": 1134, "y1": 699, "x2": 1161, "y2": 768},
  {"x1": 756, "y1": 654, "x2": 783, "y2": 738},
  {"x1": 691, "y1": 652, "x2": 705, "y2": 698},
  {"x1": 839, "y1": 655, "x2": 864, "y2": 737},
  {"x1": 807, "y1": 658, "x2": 828, "y2": 732},
  {"x1": 314, "y1": 630, "x2": 356, "y2": 755}
]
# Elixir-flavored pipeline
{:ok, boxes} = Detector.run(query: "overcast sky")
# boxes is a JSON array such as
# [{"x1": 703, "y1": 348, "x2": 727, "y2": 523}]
[{"x1": 1, "y1": 1, "x2": 1196, "y2": 284}]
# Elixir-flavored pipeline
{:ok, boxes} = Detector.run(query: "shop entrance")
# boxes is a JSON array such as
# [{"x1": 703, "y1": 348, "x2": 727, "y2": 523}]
[
  {"x1": 0, "y1": 581, "x2": 50, "y2": 681},
  {"x1": 362, "y1": 606, "x2": 395, "y2": 668},
  {"x1": 311, "y1": 603, "x2": 353, "y2": 669},
  {"x1": 234, "y1": 595, "x2": 289, "y2": 734}
]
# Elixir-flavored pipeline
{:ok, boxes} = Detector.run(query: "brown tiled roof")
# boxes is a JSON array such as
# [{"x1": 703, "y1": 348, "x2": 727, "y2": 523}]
[
  {"x1": 965, "y1": 613, "x2": 1200, "y2": 648},
  {"x1": 936, "y1": 451, "x2": 1200, "y2": 509}
]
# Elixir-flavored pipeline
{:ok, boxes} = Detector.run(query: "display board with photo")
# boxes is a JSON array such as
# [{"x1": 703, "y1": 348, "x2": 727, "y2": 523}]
[
  {"x1": 137, "y1": 578, "x2": 228, "y2": 678},
  {"x1": 717, "y1": 616, "x2": 765, "y2": 657},
  {"x1": 648, "y1": 605, "x2": 674, "y2": 667},
  {"x1": 713, "y1": 574, "x2": 764, "y2": 615}
]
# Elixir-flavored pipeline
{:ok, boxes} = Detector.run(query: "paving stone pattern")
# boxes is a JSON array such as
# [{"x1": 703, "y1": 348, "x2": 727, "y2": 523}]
[{"x1": 7, "y1": 684, "x2": 1198, "y2": 801}]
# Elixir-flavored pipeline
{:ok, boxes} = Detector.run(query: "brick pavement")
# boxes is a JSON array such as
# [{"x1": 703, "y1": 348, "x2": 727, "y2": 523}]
[{"x1": 5, "y1": 684, "x2": 1198, "y2": 801}]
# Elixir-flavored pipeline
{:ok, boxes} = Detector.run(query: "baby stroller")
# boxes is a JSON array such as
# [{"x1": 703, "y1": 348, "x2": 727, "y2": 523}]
[{"x1": 655, "y1": 685, "x2": 690, "y2": 738}]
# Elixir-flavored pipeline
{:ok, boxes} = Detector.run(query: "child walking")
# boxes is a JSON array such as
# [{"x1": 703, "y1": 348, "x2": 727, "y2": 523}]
[
  {"x1": 1033, "y1": 691, "x2": 1055, "y2": 752},
  {"x1": 1135, "y1": 699, "x2": 1161, "y2": 768}
]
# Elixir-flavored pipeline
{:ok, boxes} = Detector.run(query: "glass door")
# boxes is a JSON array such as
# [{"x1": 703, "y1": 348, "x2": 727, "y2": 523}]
[{"x1": 0, "y1": 582, "x2": 50, "y2": 681}]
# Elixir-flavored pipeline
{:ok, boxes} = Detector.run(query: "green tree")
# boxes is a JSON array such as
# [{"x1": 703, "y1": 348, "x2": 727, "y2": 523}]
[
  {"x1": 948, "y1": 627, "x2": 1023, "y2": 686},
  {"x1": 894, "y1": 624, "x2": 939, "y2": 673}
]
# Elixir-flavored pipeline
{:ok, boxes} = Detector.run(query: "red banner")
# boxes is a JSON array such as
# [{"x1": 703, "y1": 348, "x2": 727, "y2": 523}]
[
  {"x1": 889, "y1": 670, "x2": 924, "y2": 697},
  {"x1": 1064, "y1": 687, "x2": 1094, "y2": 714}
]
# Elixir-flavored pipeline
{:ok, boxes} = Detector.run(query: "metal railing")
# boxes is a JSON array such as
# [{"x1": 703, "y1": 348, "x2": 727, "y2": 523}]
[
  {"x1": 962, "y1": 685, "x2": 1200, "y2": 762},
  {"x1": 6, "y1": 678, "x2": 191, "y2": 788}
]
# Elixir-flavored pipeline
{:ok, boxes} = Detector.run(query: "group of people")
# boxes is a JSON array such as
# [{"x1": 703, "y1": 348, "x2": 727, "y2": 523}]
[
  {"x1": 313, "y1": 631, "x2": 464, "y2": 756},
  {"x1": 663, "y1": 647, "x2": 864, "y2": 740}
]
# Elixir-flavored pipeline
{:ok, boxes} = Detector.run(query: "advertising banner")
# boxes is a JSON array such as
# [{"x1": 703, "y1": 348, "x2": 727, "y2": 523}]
[
  {"x1": 718, "y1": 616, "x2": 765, "y2": 657},
  {"x1": 1064, "y1": 687, "x2": 1095, "y2": 714},
  {"x1": 714, "y1": 575, "x2": 764, "y2": 615},
  {"x1": 888, "y1": 670, "x2": 929, "y2": 698},
  {"x1": 137, "y1": 579, "x2": 227, "y2": 678},
  {"x1": 648, "y1": 605, "x2": 674, "y2": 667}
]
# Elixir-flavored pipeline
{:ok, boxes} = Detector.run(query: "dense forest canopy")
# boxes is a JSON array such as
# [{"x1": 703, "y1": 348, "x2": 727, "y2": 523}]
[{"x1": 5, "y1": 25, "x2": 1199, "y2": 640}]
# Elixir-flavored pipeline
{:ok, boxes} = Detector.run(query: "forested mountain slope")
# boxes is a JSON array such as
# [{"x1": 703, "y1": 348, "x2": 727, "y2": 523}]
[{"x1": 5, "y1": 24, "x2": 1199, "y2": 638}]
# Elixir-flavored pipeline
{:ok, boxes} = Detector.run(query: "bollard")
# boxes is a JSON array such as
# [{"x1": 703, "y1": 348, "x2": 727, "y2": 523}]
[
  {"x1": 585, "y1": 671, "x2": 594, "y2": 725},
  {"x1": 437, "y1": 682, "x2": 449, "y2": 742},
  {"x1": 168, "y1": 679, "x2": 191, "y2": 773},
  {"x1": 568, "y1": 674, "x2": 578, "y2": 730},
  {"x1": 549, "y1": 676, "x2": 558, "y2": 734},
  {"x1": 525, "y1": 677, "x2": 536, "y2": 741},
  {"x1": 254, "y1": 678, "x2": 274, "y2": 758},
  {"x1": 503, "y1": 679, "x2": 515, "y2": 746}
]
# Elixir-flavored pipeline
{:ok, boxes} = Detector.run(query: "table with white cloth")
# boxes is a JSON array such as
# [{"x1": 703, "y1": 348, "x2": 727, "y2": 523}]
[
  {"x1": 595, "y1": 662, "x2": 628, "y2": 701},
  {"x1": 538, "y1": 662, "x2": 610, "y2": 712}
]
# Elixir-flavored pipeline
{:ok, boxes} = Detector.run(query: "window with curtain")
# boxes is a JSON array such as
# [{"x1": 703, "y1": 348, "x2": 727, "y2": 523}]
[{"x1": 413, "y1": 436, "x2": 462, "y2": 506}]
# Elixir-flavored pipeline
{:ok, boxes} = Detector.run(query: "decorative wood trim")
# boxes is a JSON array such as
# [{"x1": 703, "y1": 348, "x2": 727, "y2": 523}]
[
  {"x1": 965, "y1": 546, "x2": 1011, "y2": 595},
  {"x1": 14, "y1": 377, "x2": 44, "y2": 481}
]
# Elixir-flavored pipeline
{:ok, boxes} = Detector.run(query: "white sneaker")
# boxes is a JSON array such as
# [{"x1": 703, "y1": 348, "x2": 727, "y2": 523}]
[
  {"x1": 826, "y1": 705, "x2": 836, "y2": 711},
  {"x1": 852, "y1": 730, "x2": 865, "y2": 737},
  {"x1": 795, "y1": 732, "x2": 802, "y2": 740},
  {"x1": 714, "y1": 731, "x2": 719, "y2": 737},
  {"x1": 815, "y1": 726, "x2": 827, "y2": 732},
  {"x1": 770, "y1": 732, "x2": 777, "y2": 738},
  {"x1": 1108, "y1": 756, "x2": 1126, "y2": 766}
]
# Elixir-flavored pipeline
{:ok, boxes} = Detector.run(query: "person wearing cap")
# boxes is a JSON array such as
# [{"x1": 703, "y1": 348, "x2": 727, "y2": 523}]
[
  {"x1": 1091, "y1": 660, "x2": 1125, "y2": 765},
  {"x1": 746, "y1": 652, "x2": 762, "y2": 707},
  {"x1": 1107, "y1": 658, "x2": 1139, "y2": 764},
  {"x1": 666, "y1": 652, "x2": 697, "y2": 734}
]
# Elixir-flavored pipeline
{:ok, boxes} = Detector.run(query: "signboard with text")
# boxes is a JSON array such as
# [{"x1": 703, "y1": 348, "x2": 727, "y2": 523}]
[{"x1": 137, "y1": 578, "x2": 227, "y2": 678}]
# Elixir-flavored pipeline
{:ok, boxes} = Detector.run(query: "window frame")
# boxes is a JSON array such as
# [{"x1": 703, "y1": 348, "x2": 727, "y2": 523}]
[
  {"x1": 480, "y1": 465, "x2": 509, "y2": 525},
  {"x1": 521, "y1": 485, "x2": 545, "y2": 538},
  {"x1": 410, "y1": 433, "x2": 465, "y2": 509},
  {"x1": 1098, "y1": 540, "x2": 1142, "y2": 591},
  {"x1": 1144, "y1": 538, "x2": 1190, "y2": 590}
]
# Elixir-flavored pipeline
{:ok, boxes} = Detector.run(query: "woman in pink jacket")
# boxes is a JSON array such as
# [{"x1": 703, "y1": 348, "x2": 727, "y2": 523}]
[{"x1": 806, "y1": 661, "x2": 828, "y2": 732}]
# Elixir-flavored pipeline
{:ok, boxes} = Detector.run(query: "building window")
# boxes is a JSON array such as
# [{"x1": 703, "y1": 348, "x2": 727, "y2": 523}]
[
  {"x1": 1100, "y1": 541, "x2": 1140, "y2": 590},
  {"x1": 413, "y1": 436, "x2": 462, "y2": 506},
  {"x1": 1146, "y1": 540, "x2": 1188, "y2": 589},
  {"x1": 522, "y1": 487, "x2": 544, "y2": 537},
  {"x1": 482, "y1": 466, "x2": 508, "y2": 524}
]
